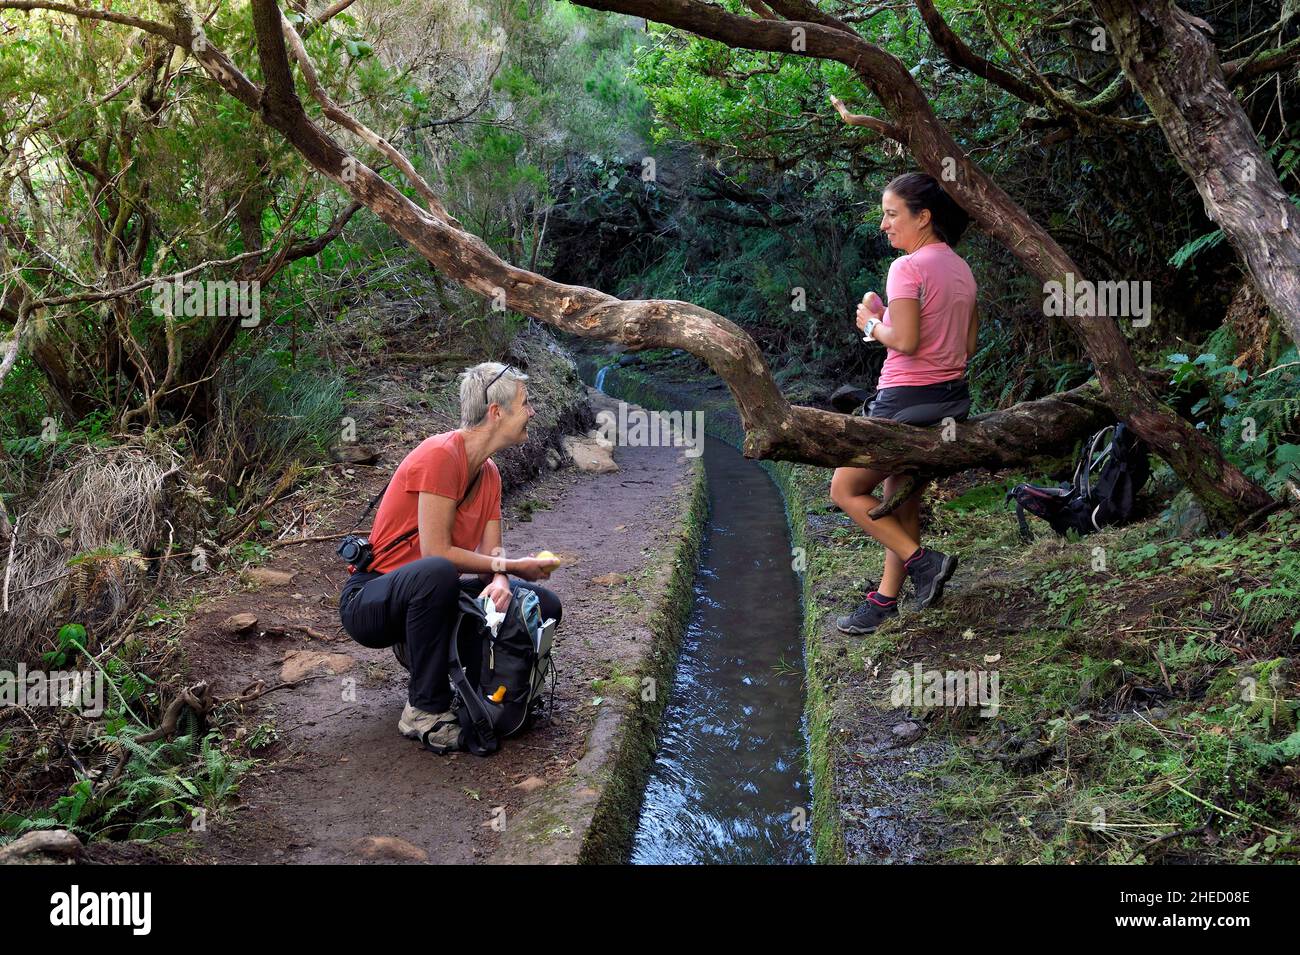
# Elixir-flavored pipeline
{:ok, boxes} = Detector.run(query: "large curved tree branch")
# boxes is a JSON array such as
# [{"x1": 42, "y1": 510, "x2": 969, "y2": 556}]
[
  {"x1": 0, "y1": 0, "x2": 1274, "y2": 526},
  {"x1": 235, "y1": 0, "x2": 1123, "y2": 481},
  {"x1": 561, "y1": 0, "x2": 1271, "y2": 525},
  {"x1": 230, "y1": 0, "x2": 1191, "y2": 489}
]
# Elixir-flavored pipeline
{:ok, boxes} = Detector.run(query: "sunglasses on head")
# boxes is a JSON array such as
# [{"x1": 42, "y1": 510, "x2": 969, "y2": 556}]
[{"x1": 482, "y1": 364, "x2": 514, "y2": 409}]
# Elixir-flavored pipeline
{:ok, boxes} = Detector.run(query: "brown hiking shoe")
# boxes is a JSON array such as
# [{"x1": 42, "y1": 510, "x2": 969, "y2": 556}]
[{"x1": 398, "y1": 702, "x2": 461, "y2": 754}]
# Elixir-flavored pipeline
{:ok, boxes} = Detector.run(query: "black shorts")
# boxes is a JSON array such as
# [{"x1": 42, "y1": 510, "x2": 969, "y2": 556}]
[{"x1": 868, "y1": 378, "x2": 971, "y2": 426}]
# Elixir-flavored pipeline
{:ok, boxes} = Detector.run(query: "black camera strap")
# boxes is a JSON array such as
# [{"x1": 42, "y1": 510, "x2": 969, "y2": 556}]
[{"x1": 349, "y1": 481, "x2": 391, "y2": 534}]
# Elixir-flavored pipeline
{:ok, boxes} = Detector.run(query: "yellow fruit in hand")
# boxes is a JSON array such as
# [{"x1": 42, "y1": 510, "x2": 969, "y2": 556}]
[{"x1": 533, "y1": 550, "x2": 559, "y2": 579}]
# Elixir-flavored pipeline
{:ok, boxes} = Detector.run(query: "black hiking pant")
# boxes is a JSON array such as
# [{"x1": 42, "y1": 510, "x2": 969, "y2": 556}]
[{"x1": 339, "y1": 556, "x2": 562, "y2": 713}]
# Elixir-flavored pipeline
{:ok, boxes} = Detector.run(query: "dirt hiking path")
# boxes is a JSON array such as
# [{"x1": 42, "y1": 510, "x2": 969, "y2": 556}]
[{"x1": 181, "y1": 390, "x2": 694, "y2": 864}]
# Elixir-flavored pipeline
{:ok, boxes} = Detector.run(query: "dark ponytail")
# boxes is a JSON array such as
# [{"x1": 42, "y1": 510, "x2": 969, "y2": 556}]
[{"x1": 884, "y1": 172, "x2": 971, "y2": 246}]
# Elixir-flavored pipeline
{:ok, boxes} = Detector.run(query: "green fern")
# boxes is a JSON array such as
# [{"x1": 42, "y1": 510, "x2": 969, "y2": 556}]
[
  {"x1": 1156, "y1": 635, "x2": 1231, "y2": 671},
  {"x1": 1241, "y1": 577, "x2": 1300, "y2": 633},
  {"x1": 1251, "y1": 729, "x2": 1300, "y2": 766},
  {"x1": 1169, "y1": 228, "x2": 1226, "y2": 269},
  {"x1": 1239, "y1": 659, "x2": 1297, "y2": 736}
]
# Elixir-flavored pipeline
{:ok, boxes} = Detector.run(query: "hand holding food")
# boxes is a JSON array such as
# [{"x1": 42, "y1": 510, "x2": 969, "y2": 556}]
[{"x1": 535, "y1": 550, "x2": 561, "y2": 578}]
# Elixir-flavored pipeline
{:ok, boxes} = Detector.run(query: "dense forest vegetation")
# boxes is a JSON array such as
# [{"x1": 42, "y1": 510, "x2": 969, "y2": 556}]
[{"x1": 0, "y1": 0, "x2": 1297, "y2": 865}]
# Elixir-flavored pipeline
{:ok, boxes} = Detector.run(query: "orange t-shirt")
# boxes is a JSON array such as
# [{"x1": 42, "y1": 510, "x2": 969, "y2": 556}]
[{"x1": 367, "y1": 430, "x2": 502, "y2": 574}]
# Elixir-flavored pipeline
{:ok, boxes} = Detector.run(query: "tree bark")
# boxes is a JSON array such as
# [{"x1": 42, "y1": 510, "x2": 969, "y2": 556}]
[{"x1": 1090, "y1": 0, "x2": 1300, "y2": 355}]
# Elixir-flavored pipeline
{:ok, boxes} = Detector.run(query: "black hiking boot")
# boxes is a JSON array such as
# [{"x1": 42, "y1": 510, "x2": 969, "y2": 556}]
[
  {"x1": 836, "y1": 592, "x2": 900, "y2": 634},
  {"x1": 905, "y1": 547, "x2": 958, "y2": 610}
]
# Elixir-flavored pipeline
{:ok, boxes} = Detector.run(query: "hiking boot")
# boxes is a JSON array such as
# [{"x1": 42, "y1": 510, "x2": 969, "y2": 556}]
[
  {"x1": 836, "y1": 592, "x2": 899, "y2": 634},
  {"x1": 398, "y1": 702, "x2": 461, "y2": 754},
  {"x1": 905, "y1": 547, "x2": 958, "y2": 610}
]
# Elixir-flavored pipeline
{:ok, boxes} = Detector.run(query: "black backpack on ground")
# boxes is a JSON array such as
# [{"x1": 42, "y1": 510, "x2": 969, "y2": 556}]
[
  {"x1": 1008, "y1": 423, "x2": 1150, "y2": 541},
  {"x1": 394, "y1": 588, "x2": 557, "y2": 755}
]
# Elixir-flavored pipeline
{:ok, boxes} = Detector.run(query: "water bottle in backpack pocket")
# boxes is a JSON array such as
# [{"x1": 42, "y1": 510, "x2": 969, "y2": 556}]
[{"x1": 1008, "y1": 423, "x2": 1150, "y2": 541}]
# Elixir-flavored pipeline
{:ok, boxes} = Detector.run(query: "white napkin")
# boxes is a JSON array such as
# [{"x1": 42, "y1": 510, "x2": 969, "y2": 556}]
[{"x1": 481, "y1": 595, "x2": 506, "y2": 636}]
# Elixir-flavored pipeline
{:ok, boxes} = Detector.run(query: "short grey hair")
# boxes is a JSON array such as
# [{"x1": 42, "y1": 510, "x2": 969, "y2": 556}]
[{"x1": 459, "y1": 361, "x2": 529, "y2": 428}]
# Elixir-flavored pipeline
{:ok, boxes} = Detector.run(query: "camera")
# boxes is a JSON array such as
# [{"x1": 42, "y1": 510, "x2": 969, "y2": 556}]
[{"x1": 336, "y1": 534, "x2": 373, "y2": 572}]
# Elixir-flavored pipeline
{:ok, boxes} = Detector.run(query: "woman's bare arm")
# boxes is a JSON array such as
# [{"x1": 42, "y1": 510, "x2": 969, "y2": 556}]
[
  {"x1": 859, "y1": 297, "x2": 921, "y2": 355},
  {"x1": 417, "y1": 493, "x2": 551, "y2": 580}
]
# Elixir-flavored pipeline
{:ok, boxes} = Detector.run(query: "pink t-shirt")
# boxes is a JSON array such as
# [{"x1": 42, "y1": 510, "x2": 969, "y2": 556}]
[{"x1": 876, "y1": 242, "x2": 976, "y2": 389}]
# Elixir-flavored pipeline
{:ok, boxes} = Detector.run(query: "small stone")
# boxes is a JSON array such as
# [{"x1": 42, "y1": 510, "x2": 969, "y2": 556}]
[
  {"x1": 352, "y1": 836, "x2": 427, "y2": 863},
  {"x1": 562, "y1": 435, "x2": 618, "y2": 474},
  {"x1": 280, "y1": 650, "x2": 355, "y2": 682},
  {"x1": 892, "y1": 721, "x2": 923, "y2": 742},
  {"x1": 245, "y1": 568, "x2": 296, "y2": 587},
  {"x1": 221, "y1": 613, "x2": 258, "y2": 635},
  {"x1": 332, "y1": 445, "x2": 381, "y2": 465}
]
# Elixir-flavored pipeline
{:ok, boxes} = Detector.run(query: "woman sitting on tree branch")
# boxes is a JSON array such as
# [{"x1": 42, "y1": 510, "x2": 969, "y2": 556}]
[{"x1": 831, "y1": 173, "x2": 978, "y2": 634}]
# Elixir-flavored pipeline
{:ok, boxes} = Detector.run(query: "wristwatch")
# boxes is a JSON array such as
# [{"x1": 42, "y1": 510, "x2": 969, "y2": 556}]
[{"x1": 862, "y1": 317, "x2": 882, "y2": 342}]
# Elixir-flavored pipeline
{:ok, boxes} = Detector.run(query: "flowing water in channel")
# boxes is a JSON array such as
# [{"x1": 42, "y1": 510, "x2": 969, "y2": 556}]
[{"x1": 586, "y1": 364, "x2": 812, "y2": 864}]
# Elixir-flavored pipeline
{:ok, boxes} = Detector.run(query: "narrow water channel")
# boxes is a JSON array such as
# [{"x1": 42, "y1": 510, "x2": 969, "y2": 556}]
[{"x1": 586, "y1": 364, "x2": 812, "y2": 864}]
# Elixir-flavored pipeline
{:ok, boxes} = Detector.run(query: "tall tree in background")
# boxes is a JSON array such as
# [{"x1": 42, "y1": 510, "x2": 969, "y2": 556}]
[{"x1": 1091, "y1": 0, "x2": 1300, "y2": 352}]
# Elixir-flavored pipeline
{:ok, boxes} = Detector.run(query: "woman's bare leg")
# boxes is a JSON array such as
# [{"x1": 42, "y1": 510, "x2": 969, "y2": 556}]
[
  {"x1": 879, "y1": 478, "x2": 927, "y2": 598},
  {"x1": 830, "y1": 467, "x2": 921, "y2": 565}
]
